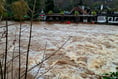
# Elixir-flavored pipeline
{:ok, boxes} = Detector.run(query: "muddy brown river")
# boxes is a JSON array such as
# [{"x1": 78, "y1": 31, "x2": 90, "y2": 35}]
[{"x1": 0, "y1": 21, "x2": 118, "y2": 79}]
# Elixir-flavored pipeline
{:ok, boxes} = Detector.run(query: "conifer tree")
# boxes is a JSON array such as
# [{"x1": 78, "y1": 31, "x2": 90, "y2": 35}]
[{"x1": 45, "y1": 0, "x2": 54, "y2": 13}]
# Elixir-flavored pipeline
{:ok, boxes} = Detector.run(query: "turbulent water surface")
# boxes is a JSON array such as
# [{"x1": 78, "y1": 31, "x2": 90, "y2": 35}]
[{"x1": 0, "y1": 21, "x2": 118, "y2": 79}]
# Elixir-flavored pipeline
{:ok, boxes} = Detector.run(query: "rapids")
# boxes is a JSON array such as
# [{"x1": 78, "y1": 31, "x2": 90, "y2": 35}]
[{"x1": 0, "y1": 21, "x2": 118, "y2": 79}]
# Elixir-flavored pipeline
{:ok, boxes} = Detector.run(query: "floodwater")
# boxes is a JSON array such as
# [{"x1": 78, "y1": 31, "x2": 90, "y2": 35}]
[{"x1": 0, "y1": 21, "x2": 118, "y2": 79}]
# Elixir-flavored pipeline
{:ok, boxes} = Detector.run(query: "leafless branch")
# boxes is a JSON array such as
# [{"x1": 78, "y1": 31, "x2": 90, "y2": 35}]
[
  {"x1": 25, "y1": 0, "x2": 37, "y2": 78},
  {"x1": 36, "y1": 66, "x2": 53, "y2": 79},
  {"x1": 34, "y1": 42, "x2": 47, "y2": 78},
  {"x1": 0, "y1": 60, "x2": 3, "y2": 79},
  {"x1": 11, "y1": 29, "x2": 17, "y2": 79},
  {"x1": 0, "y1": 29, "x2": 6, "y2": 41},
  {"x1": 21, "y1": 36, "x2": 71, "y2": 78},
  {"x1": 4, "y1": 20, "x2": 8, "y2": 79},
  {"x1": 0, "y1": 23, "x2": 18, "y2": 28},
  {"x1": 18, "y1": 21, "x2": 22, "y2": 79}
]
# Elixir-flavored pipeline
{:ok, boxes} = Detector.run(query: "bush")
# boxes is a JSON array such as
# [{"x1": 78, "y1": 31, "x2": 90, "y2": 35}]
[
  {"x1": 48, "y1": 10, "x2": 53, "y2": 14},
  {"x1": 91, "y1": 11, "x2": 97, "y2": 15},
  {"x1": 59, "y1": 11, "x2": 64, "y2": 15},
  {"x1": 2, "y1": 12, "x2": 8, "y2": 18},
  {"x1": 74, "y1": 11, "x2": 79, "y2": 16}
]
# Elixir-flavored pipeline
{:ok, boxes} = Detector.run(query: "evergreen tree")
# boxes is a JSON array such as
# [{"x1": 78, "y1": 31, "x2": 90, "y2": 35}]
[
  {"x1": 45, "y1": 0, "x2": 54, "y2": 13},
  {"x1": 79, "y1": 0, "x2": 83, "y2": 5},
  {"x1": 6, "y1": 0, "x2": 17, "y2": 4}
]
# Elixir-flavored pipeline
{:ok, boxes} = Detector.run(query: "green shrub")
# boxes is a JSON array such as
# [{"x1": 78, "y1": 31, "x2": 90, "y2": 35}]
[
  {"x1": 24, "y1": 15, "x2": 30, "y2": 18},
  {"x1": 74, "y1": 11, "x2": 79, "y2": 15},
  {"x1": 59, "y1": 11, "x2": 64, "y2": 15},
  {"x1": 48, "y1": 10, "x2": 53, "y2": 14},
  {"x1": 2, "y1": 12, "x2": 8, "y2": 17},
  {"x1": 91, "y1": 11, "x2": 97, "y2": 15}
]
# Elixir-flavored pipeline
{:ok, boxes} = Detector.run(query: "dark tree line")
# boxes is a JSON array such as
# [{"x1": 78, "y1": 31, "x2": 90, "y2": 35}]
[
  {"x1": 0, "y1": 0, "x2": 55, "y2": 20},
  {"x1": 0, "y1": 0, "x2": 118, "y2": 20}
]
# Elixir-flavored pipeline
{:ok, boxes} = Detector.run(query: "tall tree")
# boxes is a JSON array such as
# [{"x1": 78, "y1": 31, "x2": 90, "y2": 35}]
[
  {"x1": 0, "y1": 0, "x2": 5, "y2": 15},
  {"x1": 26, "y1": 0, "x2": 41, "y2": 18},
  {"x1": 45, "y1": 0, "x2": 54, "y2": 13},
  {"x1": 79, "y1": 0, "x2": 83, "y2": 5},
  {"x1": 12, "y1": 0, "x2": 28, "y2": 20}
]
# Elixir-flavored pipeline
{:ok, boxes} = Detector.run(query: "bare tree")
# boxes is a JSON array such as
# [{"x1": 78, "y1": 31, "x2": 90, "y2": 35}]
[{"x1": 0, "y1": 0, "x2": 71, "y2": 79}]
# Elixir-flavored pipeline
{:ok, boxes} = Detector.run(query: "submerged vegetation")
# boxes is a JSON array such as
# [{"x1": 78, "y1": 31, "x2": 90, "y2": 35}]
[{"x1": 101, "y1": 71, "x2": 118, "y2": 79}]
